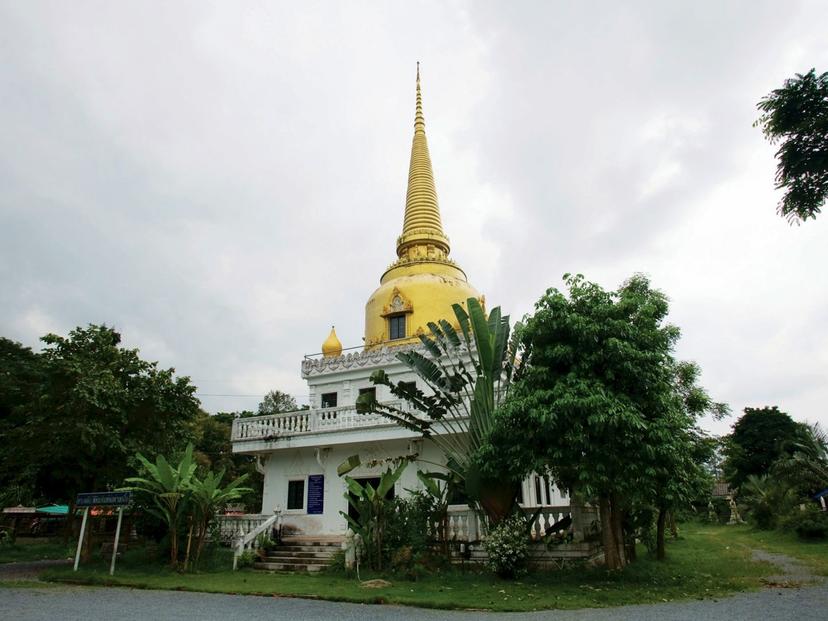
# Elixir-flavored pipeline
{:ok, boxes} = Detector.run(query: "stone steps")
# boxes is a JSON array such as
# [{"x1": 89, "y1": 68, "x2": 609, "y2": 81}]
[
  {"x1": 252, "y1": 538, "x2": 341, "y2": 574},
  {"x1": 254, "y1": 561, "x2": 326, "y2": 573}
]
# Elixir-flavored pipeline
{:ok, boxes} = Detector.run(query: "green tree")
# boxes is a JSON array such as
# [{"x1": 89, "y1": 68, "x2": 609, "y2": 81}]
[
  {"x1": 755, "y1": 69, "x2": 828, "y2": 222},
  {"x1": 0, "y1": 325, "x2": 200, "y2": 522},
  {"x1": 0, "y1": 338, "x2": 45, "y2": 507},
  {"x1": 486, "y1": 274, "x2": 720, "y2": 569},
  {"x1": 257, "y1": 390, "x2": 298, "y2": 416},
  {"x1": 648, "y1": 362, "x2": 725, "y2": 560},
  {"x1": 724, "y1": 406, "x2": 804, "y2": 490},
  {"x1": 192, "y1": 411, "x2": 263, "y2": 510},
  {"x1": 772, "y1": 422, "x2": 828, "y2": 496}
]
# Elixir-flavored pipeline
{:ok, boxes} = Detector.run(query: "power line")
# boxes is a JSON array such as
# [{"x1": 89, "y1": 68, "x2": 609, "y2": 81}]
[{"x1": 195, "y1": 393, "x2": 311, "y2": 398}]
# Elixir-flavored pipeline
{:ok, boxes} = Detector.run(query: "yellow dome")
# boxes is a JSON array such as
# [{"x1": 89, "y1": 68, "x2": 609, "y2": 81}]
[
  {"x1": 321, "y1": 326, "x2": 343, "y2": 358},
  {"x1": 364, "y1": 65, "x2": 483, "y2": 350}
]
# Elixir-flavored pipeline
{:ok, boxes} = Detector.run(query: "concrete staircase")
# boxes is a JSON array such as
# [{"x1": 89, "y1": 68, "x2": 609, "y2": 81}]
[{"x1": 253, "y1": 537, "x2": 341, "y2": 573}]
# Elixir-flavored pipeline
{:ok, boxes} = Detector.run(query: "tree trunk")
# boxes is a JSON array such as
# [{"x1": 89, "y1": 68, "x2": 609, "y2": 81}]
[
  {"x1": 170, "y1": 526, "x2": 178, "y2": 568},
  {"x1": 626, "y1": 530, "x2": 637, "y2": 563},
  {"x1": 656, "y1": 507, "x2": 667, "y2": 561},
  {"x1": 62, "y1": 500, "x2": 77, "y2": 544},
  {"x1": 184, "y1": 518, "x2": 194, "y2": 571},
  {"x1": 599, "y1": 495, "x2": 625, "y2": 570},
  {"x1": 194, "y1": 517, "x2": 209, "y2": 568},
  {"x1": 610, "y1": 493, "x2": 627, "y2": 567},
  {"x1": 669, "y1": 511, "x2": 678, "y2": 539}
]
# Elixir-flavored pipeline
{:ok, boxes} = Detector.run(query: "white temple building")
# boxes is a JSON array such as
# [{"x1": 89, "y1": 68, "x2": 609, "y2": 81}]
[{"x1": 231, "y1": 68, "x2": 568, "y2": 540}]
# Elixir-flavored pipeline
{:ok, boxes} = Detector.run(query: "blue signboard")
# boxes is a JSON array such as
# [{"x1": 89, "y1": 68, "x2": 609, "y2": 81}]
[
  {"x1": 307, "y1": 475, "x2": 324, "y2": 515},
  {"x1": 76, "y1": 492, "x2": 132, "y2": 507}
]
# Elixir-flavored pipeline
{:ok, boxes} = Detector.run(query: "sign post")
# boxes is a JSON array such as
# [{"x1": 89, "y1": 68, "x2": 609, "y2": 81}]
[
  {"x1": 109, "y1": 506, "x2": 124, "y2": 576},
  {"x1": 74, "y1": 491, "x2": 132, "y2": 574},
  {"x1": 73, "y1": 507, "x2": 89, "y2": 572}
]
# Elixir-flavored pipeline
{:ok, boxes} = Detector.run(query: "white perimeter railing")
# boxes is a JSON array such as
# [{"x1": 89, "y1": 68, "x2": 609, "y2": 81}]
[
  {"x1": 231, "y1": 401, "x2": 419, "y2": 442},
  {"x1": 215, "y1": 514, "x2": 272, "y2": 544},
  {"x1": 230, "y1": 512, "x2": 281, "y2": 570},
  {"x1": 433, "y1": 505, "x2": 598, "y2": 543}
]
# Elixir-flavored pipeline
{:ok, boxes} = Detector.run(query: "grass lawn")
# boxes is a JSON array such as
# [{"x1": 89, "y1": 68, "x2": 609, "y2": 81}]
[
  {"x1": 0, "y1": 538, "x2": 74, "y2": 564},
  {"x1": 699, "y1": 523, "x2": 828, "y2": 576},
  {"x1": 39, "y1": 522, "x2": 805, "y2": 612}
]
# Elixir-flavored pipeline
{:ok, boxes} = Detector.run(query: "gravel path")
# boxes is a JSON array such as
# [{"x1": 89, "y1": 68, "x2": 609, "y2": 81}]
[
  {"x1": 1, "y1": 552, "x2": 825, "y2": 620},
  {"x1": 0, "y1": 559, "x2": 71, "y2": 582}
]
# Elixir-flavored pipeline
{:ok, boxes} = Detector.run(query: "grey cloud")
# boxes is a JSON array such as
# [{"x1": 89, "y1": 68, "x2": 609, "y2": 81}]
[{"x1": 1, "y1": 1, "x2": 826, "y2": 430}]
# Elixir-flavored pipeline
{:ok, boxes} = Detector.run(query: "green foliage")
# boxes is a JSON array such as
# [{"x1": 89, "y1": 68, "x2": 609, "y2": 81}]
[
  {"x1": 755, "y1": 68, "x2": 828, "y2": 222},
  {"x1": 338, "y1": 462, "x2": 408, "y2": 571},
  {"x1": 257, "y1": 389, "x2": 299, "y2": 416},
  {"x1": 487, "y1": 274, "x2": 725, "y2": 568},
  {"x1": 772, "y1": 423, "x2": 828, "y2": 495},
  {"x1": 123, "y1": 443, "x2": 197, "y2": 567},
  {"x1": 724, "y1": 406, "x2": 803, "y2": 490},
  {"x1": 235, "y1": 549, "x2": 256, "y2": 569},
  {"x1": 192, "y1": 411, "x2": 263, "y2": 511},
  {"x1": 123, "y1": 442, "x2": 250, "y2": 570},
  {"x1": 783, "y1": 505, "x2": 828, "y2": 540},
  {"x1": 384, "y1": 488, "x2": 441, "y2": 556},
  {"x1": 358, "y1": 297, "x2": 524, "y2": 524},
  {"x1": 0, "y1": 326, "x2": 200, "y2": 509},
  {"x1": 188, "y1": 467, "x2": 251, "y2": 568},
  {"x1": 484, "y1": 514, "x2": 530, "y2": 579},
  {"x1": 740, "y1": 474, "x2": 798, "y2": 530}
]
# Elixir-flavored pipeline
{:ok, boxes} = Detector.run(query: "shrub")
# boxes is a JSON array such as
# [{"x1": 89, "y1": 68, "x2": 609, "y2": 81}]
[
  {"x1": 782, "y1": 505, "x2": 828, "y2": 540},
  {"x1": 384, "y1": 492, "x2": 437, "y2": 558},
  {"x1": 325, "y1": 548, "x2": 347, "y2": 573},
  {"x1": 484, "y1": 514, "x2": 530, "y2": 579},
  {"x1": 236, "y1": 549, "x2": 256, "y2": 569}
]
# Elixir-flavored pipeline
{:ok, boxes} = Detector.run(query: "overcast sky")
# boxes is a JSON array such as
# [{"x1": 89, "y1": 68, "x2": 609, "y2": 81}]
[{"x1": 1, "y1": 1, "x2": 826, "y2": 436}]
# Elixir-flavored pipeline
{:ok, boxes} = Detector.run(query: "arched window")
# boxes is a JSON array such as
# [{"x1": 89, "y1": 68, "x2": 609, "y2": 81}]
[{"x1": 389, "y1": 314, "x2": 406, "y2": 340}]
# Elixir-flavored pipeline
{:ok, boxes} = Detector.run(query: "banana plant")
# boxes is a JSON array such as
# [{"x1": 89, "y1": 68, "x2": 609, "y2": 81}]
[
  {"x1": 123, "y1": 443, "x2": 197, "y2": 567},
  {"x1": 412, "y1": 470, "x2": 456, "y2": 550},
  {"x1": 338, "y1": 460, "x2": 407, "y2": 571},
  {"x1": 187, "y1": 469, "x2": 251, "y2": 569},
  {"x1": 356, "y1": 297, "x2": 524, "y2": 524}
]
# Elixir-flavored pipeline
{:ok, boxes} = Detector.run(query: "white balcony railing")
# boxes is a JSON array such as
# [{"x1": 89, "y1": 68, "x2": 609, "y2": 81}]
[{"x1": 231, "y1": 401, "x2": 417, "y2": 443}]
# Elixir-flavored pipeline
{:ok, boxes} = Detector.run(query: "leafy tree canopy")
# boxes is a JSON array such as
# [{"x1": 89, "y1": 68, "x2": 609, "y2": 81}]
[
  {"x1": 724, "y1": 406, "x2": 805, "y2": 490},
  {"x1": 755, "y1": 68, "x2": 828, "y2": 222},
  {"x1": 257, "y1": 389, "x2": 298, "y2": 416},
  {"x1": 0, "y1": 325, "x2": 201, "y2": 507},
  {"x1": 485, "y1": 274, "x2": 725, "y2": 568},
  {"x1": 192, "y1": 410, "x2": 263, "y2": 510}
]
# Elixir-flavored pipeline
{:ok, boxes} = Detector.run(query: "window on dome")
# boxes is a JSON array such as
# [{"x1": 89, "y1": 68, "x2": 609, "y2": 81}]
[
  {"x1": 321, "y1": 392, "x2": 337, "y2": 408},
  {"x1": 389, "y1": 315, "x2": 406, "y2": 340}
]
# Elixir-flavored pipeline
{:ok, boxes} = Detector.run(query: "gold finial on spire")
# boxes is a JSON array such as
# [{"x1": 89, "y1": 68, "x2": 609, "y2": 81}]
[
  {"x1": 415, "y1": 62, "x2": 424, "y2": 133},
  {"x1": 321, "y1": 326, "x2": 342, "y2": 358},
  {"x1": 396, "y1": 63, "x2": 450, "y2": 260}
]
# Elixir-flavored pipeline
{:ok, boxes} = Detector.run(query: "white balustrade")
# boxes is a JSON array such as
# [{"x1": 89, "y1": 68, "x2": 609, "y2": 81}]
[
  {"x1": 434, "y1": 505, "x2": 578, "y2": 543},
  {"x1": 231, "y1": 401, "x2": 416, "y2": 442},
  {"x1": 215, "y1": 514, "x2": 271, "y2": 544},
  {"x1": 232, "y1": 512, "x2": 282, "y2": 570}
]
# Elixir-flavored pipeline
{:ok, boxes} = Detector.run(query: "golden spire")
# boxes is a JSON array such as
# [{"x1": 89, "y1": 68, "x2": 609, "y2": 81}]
[
  {"x1": 321, "y1": 326, "x2": 342, "y2": 358},
  {"x1": 396, "y1": 63, "x2": 450, "y2": 259}
]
